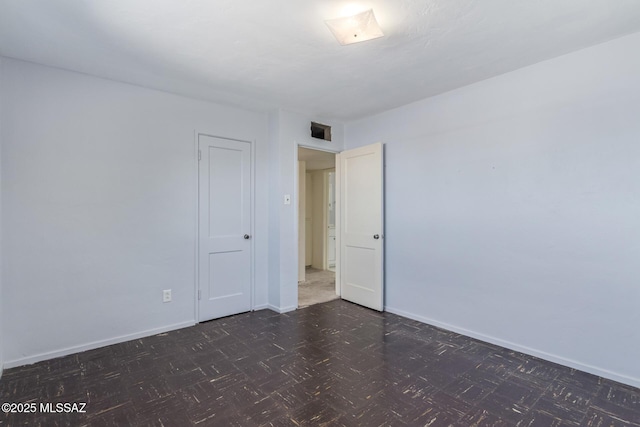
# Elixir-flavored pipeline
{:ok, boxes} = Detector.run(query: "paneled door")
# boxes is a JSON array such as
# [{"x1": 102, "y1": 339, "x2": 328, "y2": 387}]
[
  {"x1": 338, "y1": 142, "x2": 384, "y2": 311},
  {"x1": 198, "y1": 135, "x2": 252, "y2": 321}
]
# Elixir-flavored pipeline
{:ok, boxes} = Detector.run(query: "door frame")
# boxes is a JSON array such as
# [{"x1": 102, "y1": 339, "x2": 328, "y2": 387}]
[
  {"x1": 296, "y1": 144, "x2": 342, "y2": 304},
  {"x1": 321, "y1": 168, "x2": 336, "y2": 272},
  {"x1": 195, "y1": 132, "x2": 256, "y2": 323}
]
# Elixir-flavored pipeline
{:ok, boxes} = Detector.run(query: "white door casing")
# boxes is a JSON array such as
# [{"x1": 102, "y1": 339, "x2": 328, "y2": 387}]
[
  {"x1": 338, "y1": 142, "x2": 384, "y2": 311},
  {"x1": 326, "y1": 170, "x2": 336, "y2": 271},
  {"x1": 198, "y1": 135, "x2": 252, "y2": 321},
  {"x1": 298, "y1": 161, "x2": 306, "y2": 282}
]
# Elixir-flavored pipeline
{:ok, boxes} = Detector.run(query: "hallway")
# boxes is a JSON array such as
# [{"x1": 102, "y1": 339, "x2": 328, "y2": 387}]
[{"x1": 298, "y1": 267, "x2": 338, "y2": 308}]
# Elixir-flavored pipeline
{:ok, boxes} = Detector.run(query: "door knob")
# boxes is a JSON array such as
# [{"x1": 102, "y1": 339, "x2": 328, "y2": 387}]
[
  {"x1": 244, "y1": 234, "x2": 250, "y2": 239},
  {"x1": 373, "y1": 234, "x2": 380, "y2": 239}
]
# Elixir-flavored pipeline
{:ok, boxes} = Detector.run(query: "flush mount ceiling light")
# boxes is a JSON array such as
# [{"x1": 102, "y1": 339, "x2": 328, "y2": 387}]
[{"x1": 325, "y1": 9, "x2": 384, "y2": 45}]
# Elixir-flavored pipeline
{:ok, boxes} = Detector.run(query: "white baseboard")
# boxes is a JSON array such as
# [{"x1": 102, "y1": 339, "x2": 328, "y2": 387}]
[
  {"x1": 252, "y1": 304, "x2": 269, "y2": 311},
  {"x1": 385, "y1": 306, "x2": 640, "y2": 389},
  {"x1": 266, "y1": 304, "x2": 297, "y2": 314},
  {"x1": 3, "y1": 320, "x2": 196, "y2": 370}
]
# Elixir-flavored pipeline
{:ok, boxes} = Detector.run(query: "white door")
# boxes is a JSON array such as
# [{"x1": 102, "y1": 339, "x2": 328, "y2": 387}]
[
  {"x1": 198, "y1": 135, "x2": 252, "y2": 321},
  {"x1": 338, "y1": 142, "x2": 384, "y2": 311}
]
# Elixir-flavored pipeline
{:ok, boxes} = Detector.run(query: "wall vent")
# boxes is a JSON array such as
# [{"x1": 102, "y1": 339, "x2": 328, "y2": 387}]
[{"x1": 310, "y1": 122, "x2": 332, "y2": 141}]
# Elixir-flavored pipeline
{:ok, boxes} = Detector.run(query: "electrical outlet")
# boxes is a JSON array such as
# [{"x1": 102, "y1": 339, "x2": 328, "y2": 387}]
[{"x1": 163, "y1": 289, "x2": 172, "y2": 303}]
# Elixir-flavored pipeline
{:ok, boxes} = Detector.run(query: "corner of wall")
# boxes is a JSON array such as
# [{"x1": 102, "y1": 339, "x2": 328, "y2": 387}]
[
  {"x1": 345, "y1": 32, "x2": 640, "y2": 388},
  {"x1": 0, "y1": 55, "x2": 5, "y2": 378},
  {"x1": 267, "y1": 110, "x2": 282, "y2": 309},
  {"x1": 0, "y1": 58, "x2": 272, "y2": 367}
]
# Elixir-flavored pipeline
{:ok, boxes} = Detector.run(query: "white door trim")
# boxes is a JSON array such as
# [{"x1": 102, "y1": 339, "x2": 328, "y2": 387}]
[
  {"x1": 335, "y1": 153, "x2": 341, "y2": 298},
  {"x1": 295, "y1": 144, "x2": 341, "y2": 305}
]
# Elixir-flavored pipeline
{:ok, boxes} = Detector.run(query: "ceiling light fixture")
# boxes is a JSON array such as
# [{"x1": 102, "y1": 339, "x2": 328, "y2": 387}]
[{"x1": 325, "y1": 9, "x2": 384, "y2": 45}]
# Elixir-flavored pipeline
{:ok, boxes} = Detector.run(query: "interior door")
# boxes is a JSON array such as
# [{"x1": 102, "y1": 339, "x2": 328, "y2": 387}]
[
  {"x1": 338, "y1": 142, "x2": 384, "y2": 311},
  {"x1": 198, "y1": 134, "x2": 252, "y2": 321}
]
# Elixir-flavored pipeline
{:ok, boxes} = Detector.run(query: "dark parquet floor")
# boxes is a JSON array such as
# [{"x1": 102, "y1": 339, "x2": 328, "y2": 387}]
[{"x1": 1, "y1": 300, "x2": 639, "y2": 426}]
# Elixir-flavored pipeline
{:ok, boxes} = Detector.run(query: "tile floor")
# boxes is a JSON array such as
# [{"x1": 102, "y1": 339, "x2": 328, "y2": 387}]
[{"x1": 1, "y1": 300, "x2": 639, "y2": 426}]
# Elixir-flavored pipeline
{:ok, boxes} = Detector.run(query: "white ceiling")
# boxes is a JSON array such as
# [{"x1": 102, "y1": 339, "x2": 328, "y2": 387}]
[
  {"x1": 299, "y1": 147, "x2": 336, "y2": 171},
  {"x1": 1, "y1": 1, "x2": 640, "y2": 120}
]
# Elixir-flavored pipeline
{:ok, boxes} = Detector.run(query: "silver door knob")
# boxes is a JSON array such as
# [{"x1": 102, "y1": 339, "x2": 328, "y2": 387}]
[
  {"x1": 244, "y1": 234, "x2": 250, "y2": 239},
  {"x1": 373, "y1": 234, "x2": 380, "y2": 239}
]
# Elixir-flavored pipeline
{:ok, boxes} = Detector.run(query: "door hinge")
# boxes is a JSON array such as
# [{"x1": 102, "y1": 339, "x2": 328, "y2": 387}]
[
  {"x1": 198, "y1": 290, "x2": 201, "y2": 300},
  {"x1": 198, "y1": 150, "x2": 201, "y2": 161}
]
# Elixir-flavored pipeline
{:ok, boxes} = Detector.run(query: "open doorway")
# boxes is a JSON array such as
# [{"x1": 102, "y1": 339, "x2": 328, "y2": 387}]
[{"x1": 298, "y1": 147, "x2": 338, "y2": 308}]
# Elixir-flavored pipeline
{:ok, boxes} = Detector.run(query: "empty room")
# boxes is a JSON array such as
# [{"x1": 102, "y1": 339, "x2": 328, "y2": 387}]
[{"x1": 1, "y1": 1, "x2": 640, "y2": 426}]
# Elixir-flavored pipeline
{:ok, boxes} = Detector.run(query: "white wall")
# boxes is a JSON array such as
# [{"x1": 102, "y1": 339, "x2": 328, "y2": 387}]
[
  {"x1": 345, "y1": 32, "x2": 640, "y2": 387},
  {"x1": 0, "y1": 58, "x2": 269, "y2": 367},
  {"x1": 268, "y1": 110, "x2": 344, "y2": 311},
  {"x1": 267, "y1": 111, "x2": 281, "y2": 309},
  {"x1": 0, "y1": 56, "x2": 4, "y2": 377}
]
